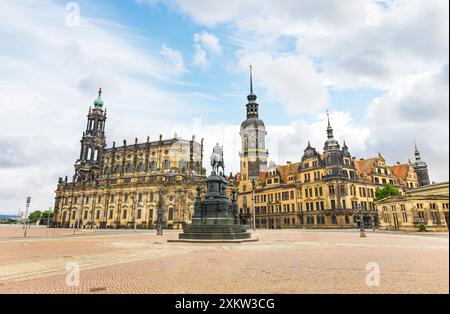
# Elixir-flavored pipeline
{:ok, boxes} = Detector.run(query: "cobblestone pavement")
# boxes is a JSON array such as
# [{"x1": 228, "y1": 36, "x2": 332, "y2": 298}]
[
  {"x1": 0, "y1": 229, "x2": 447, "y2": 294},
  {"x1": 0, "y1": 225, "x2": 94, "y2": 239}
]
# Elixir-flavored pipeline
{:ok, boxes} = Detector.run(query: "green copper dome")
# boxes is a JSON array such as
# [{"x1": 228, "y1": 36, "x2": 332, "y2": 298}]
[{"x1": 94, "y1": 88, "x2": 104, "y2": 108}]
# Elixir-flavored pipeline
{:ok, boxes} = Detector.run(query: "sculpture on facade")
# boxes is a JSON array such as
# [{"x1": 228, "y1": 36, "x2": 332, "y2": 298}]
[{"x1": 156, "y1": 189, "x2": 164, "y2": 235}]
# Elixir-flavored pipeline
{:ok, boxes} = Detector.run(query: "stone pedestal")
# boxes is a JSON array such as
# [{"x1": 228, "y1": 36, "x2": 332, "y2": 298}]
[{"x1": 170, "y1": 173, "x2": 256, "y2": 243}]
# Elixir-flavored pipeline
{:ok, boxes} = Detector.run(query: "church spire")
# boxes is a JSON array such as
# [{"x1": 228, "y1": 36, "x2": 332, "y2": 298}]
[{"x1": 246, "y1": 65, "x2": 258, "y2": 118}]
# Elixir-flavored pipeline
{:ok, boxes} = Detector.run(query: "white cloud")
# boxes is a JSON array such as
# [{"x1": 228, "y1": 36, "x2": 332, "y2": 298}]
[
  {"x1": 193, "y1": 31, "x2": 222, "y2": 68},
  {"x1": 0, "y1": 0, "x2": 210, "y2": 214},
  {"x1": 160, "y1": 44, "x2": 187, "y2": 76},
  {"x1": 365, "y1": 65, "x2": 449, "y2": 182},
  {"x1": 238, "y1": 52, "x2": 330, "y2": 115}
]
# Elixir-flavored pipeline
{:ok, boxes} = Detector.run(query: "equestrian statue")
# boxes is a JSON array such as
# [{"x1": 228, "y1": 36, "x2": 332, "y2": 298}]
[{"x1": 210, "y1": 143, "x2": 225, "y2": 175}]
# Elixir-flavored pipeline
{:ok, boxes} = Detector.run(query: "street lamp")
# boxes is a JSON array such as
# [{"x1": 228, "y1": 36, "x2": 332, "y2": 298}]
[
  {"x1": 357, "y1": 204, "x2": 366, "y2": 238},
  {"x1": 134, "y1": 191, "x2": 139, "y2": 231},
  {"x1": 251, "y1": 179, "x2": 256, "y2": 231},
  {"x1": 23, "y1": 196, "x2": 31, "y2": 238}
]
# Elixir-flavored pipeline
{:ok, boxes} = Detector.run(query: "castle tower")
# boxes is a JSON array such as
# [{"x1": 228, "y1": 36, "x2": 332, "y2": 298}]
[
  {"x1": 239, "y1": 66, "x2": 268, "y2": 182},
  {"x1": 413, "y1": 141, "x2": 430, "y2": 186},
  {"x1": 74, "y1": 88, "x2": 107, "y2": 182},
  {"x1": 323, "y1": 112, "x2": 342, "y2": 168}
]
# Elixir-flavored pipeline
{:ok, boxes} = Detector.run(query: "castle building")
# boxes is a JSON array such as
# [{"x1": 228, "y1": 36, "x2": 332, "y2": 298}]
[
  {"x1": 236, "y1": 70, "x2": 432, "y2": 229},
  {"x1": 53, "y1": 89, "x2": 206, "y2": 229}
]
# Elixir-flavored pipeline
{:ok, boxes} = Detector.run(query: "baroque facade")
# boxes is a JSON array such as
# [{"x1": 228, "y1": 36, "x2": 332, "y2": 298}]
[
  {"x1": 377, "y1": 182, "x2": 449, "y2": 231},
  {"x1": 53, "y1": 89, "x2": 206, "y2": 229},
  {"x1": 236, "y1": 69, "x2": 430, "y2": 229}
]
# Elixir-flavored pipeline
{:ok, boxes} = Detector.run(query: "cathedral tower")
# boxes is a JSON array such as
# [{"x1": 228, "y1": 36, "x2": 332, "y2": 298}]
[
  {"x1": 239, "y1": 66, "x2": 268, "y2": 183},
  {"x1": 413, "y1": 141, "x2": 430, "y2": 186},
  {"x1": 74, "y1": 88, "x2": 107, "y2": 182}
]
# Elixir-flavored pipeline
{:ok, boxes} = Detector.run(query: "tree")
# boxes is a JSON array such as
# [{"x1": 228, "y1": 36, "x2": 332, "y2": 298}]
[
  {"x1": 28, "y1": 210, "x2": 42, "y2": 223},
  {"x1": 375, "y1": 183, "x2": 401, "y2": 201}
]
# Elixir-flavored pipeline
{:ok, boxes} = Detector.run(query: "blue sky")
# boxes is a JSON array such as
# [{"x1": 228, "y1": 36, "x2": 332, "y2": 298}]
[{"x1": 0, "y1": 0, "x2": 448, "y2": 213}]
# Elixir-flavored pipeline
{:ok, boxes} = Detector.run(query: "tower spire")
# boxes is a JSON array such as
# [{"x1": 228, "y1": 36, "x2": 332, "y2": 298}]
[
  {"x1": 245, "y1": 65, "x2": 258, "y2": 118},
  {"x1": 326, "y1": 110, "x2": 333, "y2": 139},
  {"x1": 250, "y1": 65, "x2": 253, "y2": 94},
  {"x1": 94, "y1": 87, "x2": 104, "y2": 108},
  {"x1": 414, "y1": 139, "x2": 421, "y2": 160}
]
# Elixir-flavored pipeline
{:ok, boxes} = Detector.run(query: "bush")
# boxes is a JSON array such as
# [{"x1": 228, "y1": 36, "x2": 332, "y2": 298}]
[{"x1": 417, "y1": 224, "x2": 427, "y2": 232}]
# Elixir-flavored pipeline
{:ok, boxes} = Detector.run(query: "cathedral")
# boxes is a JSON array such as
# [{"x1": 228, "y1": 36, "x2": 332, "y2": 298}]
[
  {"x1": 236, "y1": 68, "x2": 434, "y2": 229},
  {"x1": 53, "y1": 89, "x2": 206, "y2": 229}
]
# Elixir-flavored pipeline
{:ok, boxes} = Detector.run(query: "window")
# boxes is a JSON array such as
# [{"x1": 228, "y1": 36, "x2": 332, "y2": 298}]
[
  {"x1": 109, "y1": 210, "x2": 113, "y2": 219},
  {"x1": 124, "y1": 194, "x2": 128, "y2": 202},
  {"x1": 126, "y1": 164, "x2": 133, "y2": 173},
  {"x1": 138, "y1": 193, "x2": 143, "y2": 202},
  {"x1": 83, "y1": 211, "x2": 88, "y2": 219},
  {"x1": 163, "y1": 160, "x2": 170, "y2": 169},
  {"x1": 137, "y1": 209, "x2": 142, "y2": 219},
  {"x1": 150, "y1": 192, "x2": 154, "y2": 202},
  {"x1": 122, "y1": 210, "x2": 127, "y2": 219},
  {"x1": 138, "y1": 162, "x2": 145, "y2": 172},
  {"x1": 168, "y1": 208, "x2": 173, "y2": 221},
  {"x1": 96, "y1": 210, "x2": 100, "y2": 219},
  {"x1": 332, "y1": 216, "x2": 337, "y2": 224},
  {"x1": 150, "y1": 161, "x2": 157, "y2": 171},
  {"x1": 402, "y1": 211, "x2": 408, "y2": 222},
  {"x1": 114, "y1": 165, "x2": 121, "y2": 173}
]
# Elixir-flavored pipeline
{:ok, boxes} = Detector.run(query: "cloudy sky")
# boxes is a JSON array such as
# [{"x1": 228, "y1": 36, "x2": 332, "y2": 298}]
[{"x1": 0, "y1": 0, "x2": 448, "y2": 214}]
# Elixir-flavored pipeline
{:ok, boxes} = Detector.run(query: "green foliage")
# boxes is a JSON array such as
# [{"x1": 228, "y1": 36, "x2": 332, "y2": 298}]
[
  {"x1": 42, "y1": 210, "x2": 53, "y2": 218},
  {"x1": 28, "y1": 210, "x2": 42, "y2": 222},
  {"x1": 418, "y1": 224, "x2": 427, "y2": 232},
  {"x1": 374, "y1": 183, "x2": 401, "y2": 201}
]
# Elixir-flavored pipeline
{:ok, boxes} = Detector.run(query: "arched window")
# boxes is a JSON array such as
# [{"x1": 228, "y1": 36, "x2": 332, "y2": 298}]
[
  {"x1": 114, "y1": 165, "x2": 121, "y2": 173},
  {"x1": 168, "y1": 208, "x2": 174, "y2": 220},
  {"x1": 104, "y1": 167, "x2": 110, "y2": 175},
  {"x1": 150, "y1": 161, "x2": 157, "y2": 171},
  {"x1": 125, "y1": 164, "x2": 133, "y2": 173},
  {"x1": 163, "y1": 160, "x2": 170, "y2": 169},
  {"x1": 332, "y1": 215, "x2": 337, "y2": 224},
  {"x1": 138, "y1": 162, "x2": 145, "y2": 172}
]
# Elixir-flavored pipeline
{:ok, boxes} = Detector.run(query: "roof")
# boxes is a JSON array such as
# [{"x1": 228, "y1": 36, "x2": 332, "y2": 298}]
[
  {"x1": 376, "y1": 194, "x2": 449, "y2": 204},
  {"x1": 408, "y1": 181, "x2": 449, "y2": 197},
  {"x1": 277, "y1": 162, "x2": 300, "y2": 182},
  {"x1": 389, "y1": 163, "x2": 410, "y2": 180},
  {"x1": 353, "y1": 158, "x2": 378, "y2": 177}
]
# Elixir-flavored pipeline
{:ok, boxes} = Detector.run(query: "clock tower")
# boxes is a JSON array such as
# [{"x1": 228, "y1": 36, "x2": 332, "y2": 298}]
[{"x1": 239, "y1": 66, "x2": 268, "y2": 185}]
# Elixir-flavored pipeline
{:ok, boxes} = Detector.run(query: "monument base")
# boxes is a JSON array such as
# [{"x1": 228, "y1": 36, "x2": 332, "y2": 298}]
[
  {"x1": 174, "y1": 172, "x2": 256, "y2": 243},
  {"x1": 168, "y1": 237, "x2": 259, "y2": 244}
]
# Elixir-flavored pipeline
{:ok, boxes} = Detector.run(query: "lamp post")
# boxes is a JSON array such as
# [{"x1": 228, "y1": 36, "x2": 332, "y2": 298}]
[
  {"x1": 23, "y1": 196, "x2": 31, "y2": 238},
  {"x1": 134, "y1": 191, "x2": 139, "y2": 231},
  {"x1": 357, "y1": 204, "x2": 366, "y2": 237},
  {"x1": 252, "y1": 179, "x2": 256, "y2": 231}
]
